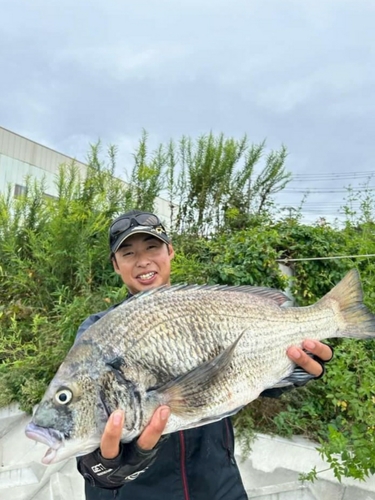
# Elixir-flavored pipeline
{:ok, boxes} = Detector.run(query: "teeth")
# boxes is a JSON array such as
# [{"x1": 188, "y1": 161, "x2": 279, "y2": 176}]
[{"x1": 139, "y1": 272, "x2": 155, "y2": 280}]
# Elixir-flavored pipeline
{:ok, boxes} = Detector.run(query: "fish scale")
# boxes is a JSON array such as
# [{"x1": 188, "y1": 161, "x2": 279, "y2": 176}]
[{"x1": 25, "y1": 269, "x2": 375, "y2": 464}]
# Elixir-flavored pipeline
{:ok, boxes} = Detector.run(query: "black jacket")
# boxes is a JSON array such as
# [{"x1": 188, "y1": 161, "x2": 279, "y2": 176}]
[{"x1": 80, "y1": 419, "x2": 247, "y2": 500}]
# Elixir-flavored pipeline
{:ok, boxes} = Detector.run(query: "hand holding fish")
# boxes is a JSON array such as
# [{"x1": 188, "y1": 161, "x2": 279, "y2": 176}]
[
  {"x1": 287, "y1": 340, "x2": 333, "y2": 377},
  {"x1": 100, "y1": 406, "x2": 170, "y2": 459},
  {"x1": 75, "y1": 406, "x2": 171, "y2": 488},
  {"x1": 99, "y1": 409, "x2": 125, "y2": 459},
  {"x1": 260, "y1": 340, "x2": 333, "y2": 398}
]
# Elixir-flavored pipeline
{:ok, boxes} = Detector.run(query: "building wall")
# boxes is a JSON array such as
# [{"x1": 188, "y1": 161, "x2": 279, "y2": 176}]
[
  {"x1": 0, "y1": 126, "x2": 88, "y2": 198},
  {"x1": 0, "y1": 126, "x2": 173, "y2": 224}
]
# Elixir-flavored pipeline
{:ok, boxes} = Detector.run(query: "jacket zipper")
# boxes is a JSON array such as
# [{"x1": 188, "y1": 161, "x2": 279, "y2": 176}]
[
  {"x1": 179, "y1": 431, "x2": 190, "y2": 500},
  {"x1": 224, "y1": 419, "x2": 236, "y2": 465}
]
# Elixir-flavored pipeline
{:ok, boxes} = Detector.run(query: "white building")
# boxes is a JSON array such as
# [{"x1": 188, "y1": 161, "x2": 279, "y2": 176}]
[{"x1": 0, "y1": 126, "x2": 172, "y2": 223}]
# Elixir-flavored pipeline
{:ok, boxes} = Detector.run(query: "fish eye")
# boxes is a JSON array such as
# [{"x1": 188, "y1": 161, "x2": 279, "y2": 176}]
[{"x1": 55, "y1": 388, "x2": 73, "y2": 405}]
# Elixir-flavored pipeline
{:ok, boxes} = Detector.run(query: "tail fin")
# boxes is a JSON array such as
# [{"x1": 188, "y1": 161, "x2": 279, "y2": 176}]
[{"x1": 321, "y1": 269, "x2": 375, "y2": 338}]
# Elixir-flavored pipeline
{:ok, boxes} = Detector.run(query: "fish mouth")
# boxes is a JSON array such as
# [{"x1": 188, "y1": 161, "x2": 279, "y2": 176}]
[
  {"x1": 25, "y1": 422, "x2": 65, "y2": 465},
  {"x1": 26, "y1": 421, "x2": 102, "y2": 464}
]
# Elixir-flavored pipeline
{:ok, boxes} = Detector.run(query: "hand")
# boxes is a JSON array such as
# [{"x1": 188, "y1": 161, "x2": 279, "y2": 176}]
[
  {"x1": 287, "y1": 340, "x2": 333, "y2": 377},
  {"x1": 100, "y1": 406, "x2": 171, "y2": 459}
]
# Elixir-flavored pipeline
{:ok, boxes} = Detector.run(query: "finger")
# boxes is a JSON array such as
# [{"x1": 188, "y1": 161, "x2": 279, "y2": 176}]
[
  {"x1": 100, "y1": 409, "x2": 125, "y2": 459},
  {"x1": 302, "y1": 340, "x2": 333, "y2": 362},
  {"x1": 137, "y1": 406, "x2": 170, "y2": 451},
  {"x1": 287, "y1": 346, "x2": 323, "y2": 377}
]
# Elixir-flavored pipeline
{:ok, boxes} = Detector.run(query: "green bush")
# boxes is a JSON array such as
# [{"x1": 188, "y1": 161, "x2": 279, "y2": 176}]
[{"x1": 1, "y1": 139, "x2": 375, "y2": 482}]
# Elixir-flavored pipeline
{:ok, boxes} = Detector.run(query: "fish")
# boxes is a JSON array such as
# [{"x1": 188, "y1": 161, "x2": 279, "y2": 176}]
[{"x1": 25, "y1": 269, "x2": 375, "y2": 464}]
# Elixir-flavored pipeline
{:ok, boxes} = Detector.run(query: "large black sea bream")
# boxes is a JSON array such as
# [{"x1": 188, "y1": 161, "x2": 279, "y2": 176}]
[{"x1": 25, "y1": 269, "x2": 375, "y2": 464}]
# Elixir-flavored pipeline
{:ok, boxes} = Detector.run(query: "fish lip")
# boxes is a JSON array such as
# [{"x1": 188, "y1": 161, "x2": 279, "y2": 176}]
[
  {"x1": 25, "y1": 422, "x2": 64, "y2": 450},
  {"x1": 42, "y1": 447, "x2": 58, "y2": 465},
  {"x1": 26, "y1": 421, "x2": 102, "y2": 465}
]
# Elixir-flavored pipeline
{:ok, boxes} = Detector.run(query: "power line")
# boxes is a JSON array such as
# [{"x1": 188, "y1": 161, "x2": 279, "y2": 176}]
[
  {"x1": 291, "y1": 171, "x2": 374, "y2": 179},
  {"x1": 291, "y1": 178, "x2": 374, "y2": 183},
  {"x1": 302, "y1": 203, "x2": 362, "y2": 206},
  {"x1": 302, "y1": 211, "x2": 362, "y2": 213},
  {"x1": 293, "y1": 172, "x2": 374, "y2": 176},
  {"x1": 277, "y1": 253, "x2": 375, "y2": 263},
  {"x1": 299, "y1": 211, "x2": 346, "y2": 214},
  {"x1": 283, "y1": 188, "x2": 375, "y2": 193},
  {"x1": 277, "y1": 170, "x2": 375, "y2": 222}
]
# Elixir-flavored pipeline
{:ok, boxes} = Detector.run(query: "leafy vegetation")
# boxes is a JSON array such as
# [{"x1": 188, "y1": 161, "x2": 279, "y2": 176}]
[{"x1": 0, "y1": 133, "x2": 374, "y2": 481}]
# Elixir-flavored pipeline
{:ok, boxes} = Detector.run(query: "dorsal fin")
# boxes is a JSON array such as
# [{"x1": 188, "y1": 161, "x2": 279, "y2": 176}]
[
  {"x1": 231, "y1": 285, "x2": 293, "y2": 306},
  {"x1": 126, "y1": 283, "x2": 291, "y2": 306}
]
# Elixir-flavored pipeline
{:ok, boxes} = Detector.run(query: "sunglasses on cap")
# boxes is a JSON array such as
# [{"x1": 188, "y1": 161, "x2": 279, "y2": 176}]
[{"x1": 109, "y1": 212, "x2": 168, "y2": 250}]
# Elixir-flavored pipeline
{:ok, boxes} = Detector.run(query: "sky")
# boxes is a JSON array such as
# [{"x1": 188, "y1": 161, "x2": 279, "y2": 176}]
[{"x1": 1, "y1": 0, "x2": 374, "y2": 223}]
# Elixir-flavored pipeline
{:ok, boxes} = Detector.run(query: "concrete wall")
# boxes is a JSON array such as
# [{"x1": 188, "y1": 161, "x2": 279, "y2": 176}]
[{"x1": 1, "y1": 405, "x2": 375, "y2": 500}]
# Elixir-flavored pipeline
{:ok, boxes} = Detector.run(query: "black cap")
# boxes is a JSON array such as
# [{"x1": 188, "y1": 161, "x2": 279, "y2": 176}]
[{"x1": 109, "y1": 210, "x2": 170, "y2": 254}]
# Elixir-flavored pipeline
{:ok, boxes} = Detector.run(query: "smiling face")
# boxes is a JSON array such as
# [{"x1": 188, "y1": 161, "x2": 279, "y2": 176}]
[{"x1": 112, "y1": 233, "x2": 174, "y2": 294}]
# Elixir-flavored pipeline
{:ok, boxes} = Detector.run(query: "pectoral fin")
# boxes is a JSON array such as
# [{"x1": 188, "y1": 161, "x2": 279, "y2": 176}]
[{"x1": 147, "y1": 331, "x2": 245, "y2": 415}]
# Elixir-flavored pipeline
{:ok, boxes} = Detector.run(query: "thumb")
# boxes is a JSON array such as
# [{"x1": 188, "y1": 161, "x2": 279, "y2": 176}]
[{"x1": 100, "y1": 409, "x2": 125, "y2": 459}]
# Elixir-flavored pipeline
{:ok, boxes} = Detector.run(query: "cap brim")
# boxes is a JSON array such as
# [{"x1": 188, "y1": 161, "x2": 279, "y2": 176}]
[{"x1": 112, "y1": 226, "x2": 170, "y2": 253}]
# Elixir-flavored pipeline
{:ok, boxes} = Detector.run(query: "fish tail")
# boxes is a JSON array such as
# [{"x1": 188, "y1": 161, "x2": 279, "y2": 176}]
[{"x1": 321, "y1": 268, "x2": 375, "y2": 338}]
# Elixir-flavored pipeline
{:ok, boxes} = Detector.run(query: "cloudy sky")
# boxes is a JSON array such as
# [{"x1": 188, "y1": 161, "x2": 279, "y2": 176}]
[{"x1": 1, "y1": 0, "x2": 374, "y2": 222}]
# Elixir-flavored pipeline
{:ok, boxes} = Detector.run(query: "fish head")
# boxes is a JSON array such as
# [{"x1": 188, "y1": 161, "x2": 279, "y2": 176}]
[
  {"x1": 25, "y1": 346, "x2": 152, "y2": 464},
  {"x1": 25, "y1": 349, "x2": 109, "y2": 464}
]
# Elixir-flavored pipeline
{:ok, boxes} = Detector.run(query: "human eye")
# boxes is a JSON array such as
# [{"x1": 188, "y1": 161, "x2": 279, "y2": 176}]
[
  {"x1": 121, "y1": 250, "x2": 133, "y2": 258},
  {"x1": 147, "y1": 242, "x2": 161, "y2": 251}
]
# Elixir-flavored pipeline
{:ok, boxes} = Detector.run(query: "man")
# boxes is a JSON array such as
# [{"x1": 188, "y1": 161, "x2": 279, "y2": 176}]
[{"x1": 76, "y1": 209, "x2": 333, "y2": 500}]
